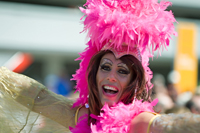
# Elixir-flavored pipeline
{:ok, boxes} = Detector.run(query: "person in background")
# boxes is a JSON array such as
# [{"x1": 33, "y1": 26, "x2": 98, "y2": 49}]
[
  {"x1": 167, "y1": 83, "x2": 178, "y2": 104},
  {"x1": 152, "y1": 74, "x2": 174, "y2": 113},
  {"x1": 45, "y1": 68, "x2": 72, "y2": 97},
  {"x1": 186, "y1": 95, "x2": 200, "y2": 114},
  {"x1": 56, "y1": 68, "x2": 72, "y2": 97}
]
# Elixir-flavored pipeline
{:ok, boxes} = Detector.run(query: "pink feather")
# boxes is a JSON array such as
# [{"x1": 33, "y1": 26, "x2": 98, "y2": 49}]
[{"x1": 71, "y1": 99, "x2": 158, "y2": 132}]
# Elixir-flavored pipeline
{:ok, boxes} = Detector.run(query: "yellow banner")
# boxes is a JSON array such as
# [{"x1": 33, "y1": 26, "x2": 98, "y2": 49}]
[{"x1": 174, "y1": 23, "x2": 198, "y2": 94}]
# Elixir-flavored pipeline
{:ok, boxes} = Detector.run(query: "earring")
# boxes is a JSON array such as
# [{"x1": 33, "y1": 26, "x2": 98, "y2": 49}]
[
  {"x1": 132, "y1": 88, "x2": 137, "y2": 104},
  {"x1": 85, "y1": 103, "x2": 89, "y2": 108},
  {"x1": 85, "y1": 95, "x2": 89, "y2": 108}
]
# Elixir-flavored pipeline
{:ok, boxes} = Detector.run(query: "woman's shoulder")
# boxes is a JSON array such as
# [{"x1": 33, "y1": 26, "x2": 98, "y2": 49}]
[
  {"x1": 79, "y1": 106, "x2": 89, "y2": 117},
  {"x1": 76, "y1": 106, "x2": 89, "y2": 124}
]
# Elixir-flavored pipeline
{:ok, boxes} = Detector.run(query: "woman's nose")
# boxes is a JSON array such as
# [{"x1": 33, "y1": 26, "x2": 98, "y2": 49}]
[{"x1": 106, "y1": 72, "x2": 117, "y2": 82}]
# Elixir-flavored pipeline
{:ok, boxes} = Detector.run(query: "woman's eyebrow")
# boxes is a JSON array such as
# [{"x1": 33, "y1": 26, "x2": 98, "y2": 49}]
[
  {"x1": 117, "y1": 63, "x2": 129, "y2": 70},
  {"x1": 101, "y1": 58, "x2": 113, "y2": 65}
]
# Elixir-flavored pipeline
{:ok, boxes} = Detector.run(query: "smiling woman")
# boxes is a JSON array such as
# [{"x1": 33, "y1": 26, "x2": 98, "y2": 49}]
[
  {"x1": 87, "y1": 49, "x2": 150, "y2": 125},
  {"x1": 97, "y1": 53, "x2": 132, "y2": 106},
  {"x1": 1, "y1": 0, "x2": 200, "y2": 133}
]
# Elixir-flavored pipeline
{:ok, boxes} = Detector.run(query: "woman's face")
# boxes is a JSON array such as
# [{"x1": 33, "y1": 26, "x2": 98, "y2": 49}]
[{"x1": 96, "y1": 53, "x2": 132, "y2": 107}]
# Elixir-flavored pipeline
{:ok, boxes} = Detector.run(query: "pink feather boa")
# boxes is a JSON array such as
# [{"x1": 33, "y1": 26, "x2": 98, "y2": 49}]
[{"x1": 70, "y1": 99, "x2": 158, "y2": 133}]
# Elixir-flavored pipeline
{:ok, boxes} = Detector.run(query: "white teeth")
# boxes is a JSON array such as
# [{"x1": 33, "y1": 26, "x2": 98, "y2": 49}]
[{"x1": 104, "y1": 86, "x2": 117, "y2": 91}]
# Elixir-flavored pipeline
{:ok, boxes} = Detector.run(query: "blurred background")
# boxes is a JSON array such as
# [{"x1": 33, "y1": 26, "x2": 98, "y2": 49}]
[{"x1": 0, "y1": 0, "x2": 200, "y2": 113}]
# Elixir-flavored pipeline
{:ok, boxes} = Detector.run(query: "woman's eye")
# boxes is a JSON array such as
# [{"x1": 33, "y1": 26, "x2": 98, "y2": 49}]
[
  {"x1": 100, "y1": 65, "x2": 111, "y2": 71},
  {"x1": 118, "y1": 69, "x2": 129, "y2": 75}
]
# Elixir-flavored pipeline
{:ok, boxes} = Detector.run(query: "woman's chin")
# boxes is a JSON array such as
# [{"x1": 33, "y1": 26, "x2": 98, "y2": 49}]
[{"x1": 101, "y1": 100, "x2": 116, "y2": 107}]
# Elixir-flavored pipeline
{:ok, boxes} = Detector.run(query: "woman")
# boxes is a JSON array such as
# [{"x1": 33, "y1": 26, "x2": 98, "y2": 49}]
[
  {"x1": 1, "y1": 0, "x2": 200, "y2": 133},
  {"x1": 73, "y1": 47, "x2": 157, "y2": 132},
  {"x1": 1, "y1": 52, "x2": 200, "y2": 133}
]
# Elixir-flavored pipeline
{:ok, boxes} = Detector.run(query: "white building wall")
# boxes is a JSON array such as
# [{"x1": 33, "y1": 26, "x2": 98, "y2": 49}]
[{"x1": 0, "y1": 1, "x2": 199, "y2": 82}]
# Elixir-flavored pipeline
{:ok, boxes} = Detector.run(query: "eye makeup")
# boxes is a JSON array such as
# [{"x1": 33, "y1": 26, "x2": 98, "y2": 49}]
[
  {"x1": 100, "y1": 58, "x2": 130, "y2": 75},
  {"x1": 100, "y1": 58, "x2": 113, "y2": 66},
  {"x1": 117, "y1": 63, "x2": 129, "y2": 71}
]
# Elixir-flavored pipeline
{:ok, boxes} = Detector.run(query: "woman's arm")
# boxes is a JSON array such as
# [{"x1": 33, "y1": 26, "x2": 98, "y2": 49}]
[
  {"x1": 32, "y1": 86, "x2": 77, "y2": 128},
  {"x1": 0, "y1": 67, "x2": 77, "y2": 128},
  {"x1": 149, "y1": 113, "x2": 200, "y2": 133},
  {"x1": 128, "y1": 112, "x2": 156, "y2": 133},
  {"x1": 129, "y1": 111, "x2": 200, "y2": 133}
]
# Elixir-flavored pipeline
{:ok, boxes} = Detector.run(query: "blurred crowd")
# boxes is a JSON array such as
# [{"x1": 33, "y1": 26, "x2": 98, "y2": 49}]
[
  {"x1": 44, "y1": 67, "x2": 78, "y2": 99},
  {"x1": 152, "y1": 74, "x2": 200, "y2": 115}
]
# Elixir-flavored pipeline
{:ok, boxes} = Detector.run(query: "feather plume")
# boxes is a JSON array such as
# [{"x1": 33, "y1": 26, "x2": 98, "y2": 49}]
[{"x1": 72, "y1": 0, "x2": 177, "y2": 107}]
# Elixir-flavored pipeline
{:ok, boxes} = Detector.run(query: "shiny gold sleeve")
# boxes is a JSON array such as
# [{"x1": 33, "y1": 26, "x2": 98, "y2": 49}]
[
  {"x1": 0, "y1": 67, "x2": 76, "y2": 132},
  {"x1": 149, "y1": 113, "x2": 200, "y2": 133}
]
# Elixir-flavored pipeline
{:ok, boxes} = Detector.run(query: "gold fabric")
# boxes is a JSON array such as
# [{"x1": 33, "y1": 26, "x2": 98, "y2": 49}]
[
  {"x1": 149, "y1": 113, "x2": 200, "y2": 133},
  {"x1": 0, "y1": 67, "x2": 77, "y2": 133}
]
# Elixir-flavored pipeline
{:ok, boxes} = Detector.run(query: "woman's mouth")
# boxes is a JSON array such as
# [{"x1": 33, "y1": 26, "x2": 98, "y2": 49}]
[{"x1": 102, "y1": 85, "x2": 119, "y2": 96}]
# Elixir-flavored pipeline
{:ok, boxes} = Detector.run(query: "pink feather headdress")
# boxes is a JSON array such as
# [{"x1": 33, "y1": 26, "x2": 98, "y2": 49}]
[{"x1": 72, "y1": 0, "x2": 177, "y2": 107}]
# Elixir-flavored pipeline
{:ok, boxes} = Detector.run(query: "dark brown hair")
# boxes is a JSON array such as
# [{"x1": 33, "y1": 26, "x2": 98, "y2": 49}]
[{"x1": 87, "y1": 50, "x2": 151, "y2": 124}]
